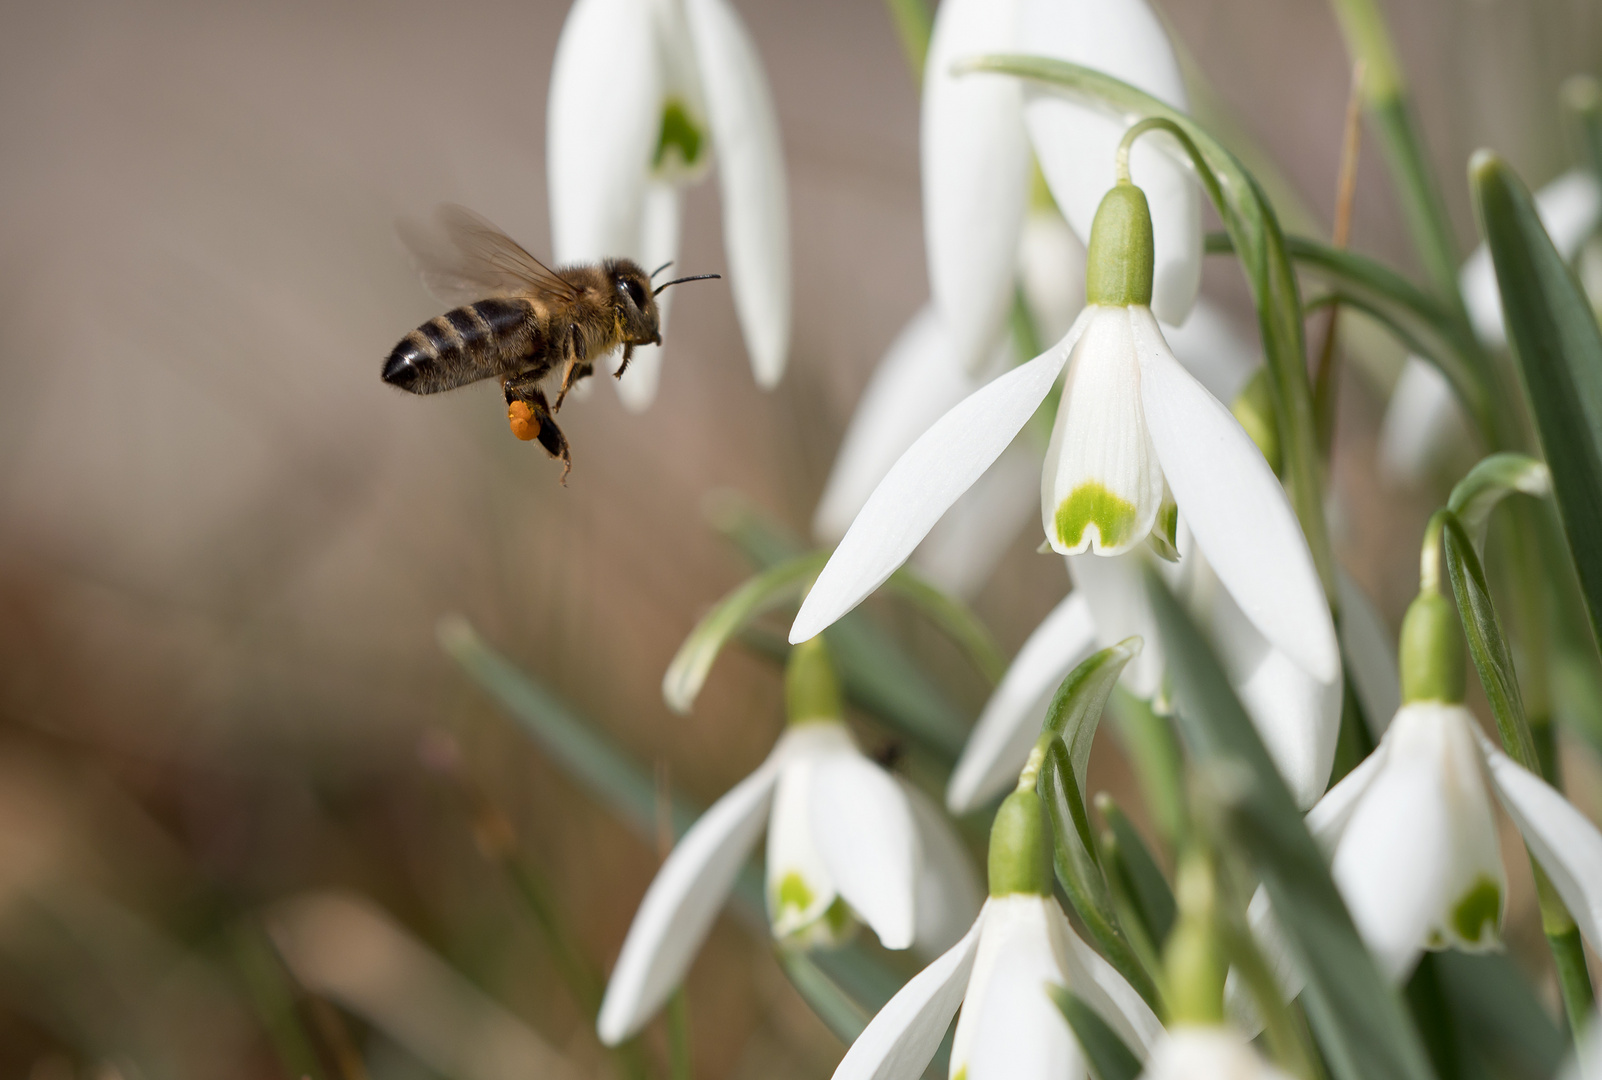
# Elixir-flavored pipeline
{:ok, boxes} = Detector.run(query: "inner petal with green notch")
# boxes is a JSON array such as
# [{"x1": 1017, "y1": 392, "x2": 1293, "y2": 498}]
[
  {"x1": 653, "y1": 98, "x2": 708, "y2": 180},
  {"x1": 1447, "y1": 875, "x2": 1503, "y2": 948}
]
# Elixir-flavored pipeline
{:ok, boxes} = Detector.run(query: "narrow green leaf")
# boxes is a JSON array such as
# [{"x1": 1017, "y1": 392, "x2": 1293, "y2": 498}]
[
  {"x1": 881, "y1": 569, "x2": 1008, "y2": 685},
  {"x1": 1108, "y1": 689, "x2": 1187, "y2": 847},
  {"x1": 1144, "y1": 567, "x2": 1437, "y2": 1080},
  {"x1": 1472, "y1": 152, "x2": 1602, "y2": 650},
  {"x1": 661, "y1": 552, "x2": 827, "y2": 715},
  {"x1": 777, "y1": 950, "x2": 869, "y2": 1044},
  {"x1": 1096, "y1": 795, "x2": 1175, "y2": 948},
  {"x1": 1447, "y1": 453, "x2": 1550, "y2": 550},
  {"x1": 1440, "y1": 514, "x2": 1541, "y2": 771},
  {"x1": 1433, "y1": 952, "x2": 1566, "y2": 1080},
  {"x1": 1043, "y1": 638, "x2": 1144, "y2": 786},
  {"x1": 1048, "y1": 987, "x2": 1142, "y2": 1080}
]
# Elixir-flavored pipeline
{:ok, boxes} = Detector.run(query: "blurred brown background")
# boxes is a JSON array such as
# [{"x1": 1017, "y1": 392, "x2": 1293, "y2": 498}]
[{"x1": 0, "y1": 0, "x2": 1598, "y2": 1077}]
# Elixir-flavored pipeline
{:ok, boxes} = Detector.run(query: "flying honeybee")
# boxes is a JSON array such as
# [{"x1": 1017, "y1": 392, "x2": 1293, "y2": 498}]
[{"x1": 382, "y1": 205, "x2": 718, "y2": 481}]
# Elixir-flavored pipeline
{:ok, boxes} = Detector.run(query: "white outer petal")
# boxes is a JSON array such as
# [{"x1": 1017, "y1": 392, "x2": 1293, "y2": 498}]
[
  {"x1": 810, "y1": 749, "x2": 920, "y2": 950},
  {"x1": 790, "y1": 312, "x2": 1091, "y2": 643},
  {"x1": 814, "y1": 307, "x2": 975, "y2": 544},
  {"x1": 830, "y1": 911, "x2": 985, "y2": 1080},
  {"x1": 684, "y1": 0, "x2": 790, "y2": 386},
  {"x1": 1019, "y1": 0, "x2": 1199, "y2": 325},
  {"x1": 1159, "y1": 297, "x2": 1259, "y2": 405},
  {"x1": 953, "y1": 895, "x2": 1081, "y2": 1080},
  {"x1": 1336, "y1": 570, "x2": 1401, "y2": 739},
  {"x1": 1378, "y1": 357, "x2": 1472, "y2": 489},
  {"x1": 1305, "y1": 739, "x2": 1390, "y2": 852},
  {"x1": 597, "y1": 755, "x2": 780, "y2": 1044},
  {"x1": 902, "y1": 780, "x2": 985, "y2": 955},
  {"x1": 922, "y1": 0, "x2": 1029, "y2": 373},
  {"x1": 1143, "y1": 1027, "x2": 1296, "y2": 1080},
  {"x1": 615, "y1": 182, "x2": 683, "y2": 412},
  {"x1": 1065, "y1": 550, "x2": 1163, "y2": 699},
  {"x1": 914, "y1": 438, "x2": 1043, "y2": 598},
  {"x1": 548, "y1": 0, "x2": 659, "y2": 263},
  {"x1": 1478, "y1": 731, "x2": 1602, "y2": 948},
  {"x1": 1133, "y1": 308, "x2": 1339, "y2": 685},
  {"x1": 767, "y1": 752, "x2": 840, "y2": 937},
  {"x1": 947, "y1": 591, "x2": 1098, "y2": 814},
  {"x1": 1052, "y1": 902, "x2": 1163, "y2": 1055},
  {"x1": 1461, "y1": 169, "x2": 1602, "y2": 347}
]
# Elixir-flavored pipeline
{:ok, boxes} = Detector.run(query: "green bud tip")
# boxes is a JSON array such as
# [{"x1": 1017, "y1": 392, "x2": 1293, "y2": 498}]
[
  {"x1": 988, "y1": 788, "x2": 1051, "y2": 897},
  {"x1": 1084, "y1": 182, "x2": 1154, "y2": 308},
  {"x1": 1399, "y1": 591, "x2": 1466, "y2": 704},
  {"x1": 786, "y1": 635, "x2": 843, "y2": 724}
]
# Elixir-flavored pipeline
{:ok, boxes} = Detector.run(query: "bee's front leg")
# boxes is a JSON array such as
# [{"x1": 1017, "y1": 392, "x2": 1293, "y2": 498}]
[
  {"x1": 503, "y1": 373, "x2": 572, "y2": 483},
  {"x1": 553, "y1": 324, "x2": 589, "y2": 412},
  {"x1": 614, "y1": 342, "x2": 635, "y2": 380}
]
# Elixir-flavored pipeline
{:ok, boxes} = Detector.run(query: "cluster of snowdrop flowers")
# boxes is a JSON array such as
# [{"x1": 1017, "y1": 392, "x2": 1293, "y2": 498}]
[
  {"x1": 548, "y1": 0, "x2": 789, "y2": 409},
  {"x1": 595, "y1": 637, "x2": 980, "y2": 1045}
]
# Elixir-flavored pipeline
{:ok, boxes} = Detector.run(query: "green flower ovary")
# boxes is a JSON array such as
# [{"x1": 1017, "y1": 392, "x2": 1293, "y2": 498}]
[
  {"x1": 654, "y1": 99, "x2": 704, "y2": 171},
  {"x1": 1055, "y1": 482, "x2": 1139, "y2": 551}
]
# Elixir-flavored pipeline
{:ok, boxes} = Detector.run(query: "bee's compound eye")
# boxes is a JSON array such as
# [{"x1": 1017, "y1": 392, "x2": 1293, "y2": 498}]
[
  {"x1": 619, "y1": 278, "x2": 647, "y2": 310},
  {"x1": 508, "y1": 401, "x2": 541, "y2": 441}
]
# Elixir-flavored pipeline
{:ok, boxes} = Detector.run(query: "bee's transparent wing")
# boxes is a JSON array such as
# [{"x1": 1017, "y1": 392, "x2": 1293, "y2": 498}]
[{"x1": 396, "y1": 204, "x2": 580, "y2": 305}]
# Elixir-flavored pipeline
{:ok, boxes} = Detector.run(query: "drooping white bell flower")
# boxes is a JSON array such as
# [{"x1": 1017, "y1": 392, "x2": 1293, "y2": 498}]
[
  {"x1": 596, "y1": 640, "x2": 980, "y2": 1045},
  {"x1": 548, "y1": 0, "x2": 789, "y2": 409},
  {"x1": 1140, "y1": 1027, "x2": 1296, "y2": 1080},
  {"x1": 1379, "y1": 168, "x2": 1600, "y2": 483},
  {"x1": 923, "y1": 0, "x2": 1199, "y2": 374},
  {"x1": 792, "y1": 182, "x2": 1338, "y2": 728},
  {"x1": 829, "y1": 786, "x2": 1161, "y2": 1080}
]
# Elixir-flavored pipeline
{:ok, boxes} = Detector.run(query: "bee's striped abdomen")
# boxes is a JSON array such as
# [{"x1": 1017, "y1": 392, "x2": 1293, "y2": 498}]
[{"x1": 382, "y1": 297, "x2": 540, "y2": 395}]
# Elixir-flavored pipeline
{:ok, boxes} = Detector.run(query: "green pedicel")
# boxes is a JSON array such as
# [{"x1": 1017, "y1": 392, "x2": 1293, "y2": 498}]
[
  {"x1": 1084, "y1": 183, "x2": 1155, "y2": 308},
  {"x1": 988, "y1": 788, "x2": 1051, "y2": 897}
]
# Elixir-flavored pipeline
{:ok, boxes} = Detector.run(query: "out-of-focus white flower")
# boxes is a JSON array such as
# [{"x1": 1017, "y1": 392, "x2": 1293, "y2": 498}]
[
  {"x1": 1140, "y1": 1026, "x2": 1295, "y2": 1080},
  {"x1": 923, "y1": 0, "x2": 1199, "y2": 375},
  {"x1": 829, "y1": 788, "x2": 1161, "y2": 1080},
  {"x1": 596, "y1": 652, "x2": 980, "y2": 1044},
  {"x1": 548, "y1": 0, "x2": 789, "y2": 409},
  {"x1": 1381, "y1": 168, "x2": 1600, "y2": 483}
]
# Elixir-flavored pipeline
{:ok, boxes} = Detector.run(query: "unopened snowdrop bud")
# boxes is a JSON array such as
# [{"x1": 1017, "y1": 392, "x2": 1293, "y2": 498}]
[
  {"x1": 1085, "y1": 182, "x2": 1155, "y2": 308},
  {"x1": 988, "y1": 784, "x2": 1052, "y2": 897},
  {"x1": 1399, "y1": 592, "x2": 1466, "y2": 705},
  {"x1": 1230, "y1": 371, "x2": 1281, "y2": 476},
  {"x1": 787, "y1": 635, "x2": 843, "y2": 724}
]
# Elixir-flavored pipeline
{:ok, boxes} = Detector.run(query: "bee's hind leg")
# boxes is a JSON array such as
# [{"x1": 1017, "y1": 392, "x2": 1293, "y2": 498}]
[{"x1": 503, "y1": 375, "x2": 573, "y2": 484}]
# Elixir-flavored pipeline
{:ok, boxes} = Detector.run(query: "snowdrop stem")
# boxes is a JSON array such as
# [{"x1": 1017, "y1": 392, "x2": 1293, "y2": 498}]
[
  {"x1": 1113, "y1": 117, "x2": 1196, "y2": 189},
  {"x1": 1016, "y1": 739, "x2": 1048, "y2": 793},
  {"x1": 1418, "y1": 509, "x2": 1447, "y2": 596},
  {"x1": 786, "y1": 635, "x2": 843, "y2": 724},
  {"x1": 1164, "y1": 850, "x2": 1226, "y2": 1026},
  {"x1": 1399, "y1": 590, "x2": 1465, "y2": 704},
  {"x1": 988, "y1": 788, "x2": 1051, "y2": 897}
]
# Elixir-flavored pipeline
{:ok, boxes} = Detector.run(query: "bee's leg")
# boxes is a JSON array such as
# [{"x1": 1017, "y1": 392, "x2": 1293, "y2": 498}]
[
  {"x1": 503, "y1": 375, "x2": 573, "y2": 483},
  {"x1": 553, "y1": 324, "x2": 589, "y2": 412},
  {"x1": 614, "y1": 342, "x2": 635, "y2": 380}
]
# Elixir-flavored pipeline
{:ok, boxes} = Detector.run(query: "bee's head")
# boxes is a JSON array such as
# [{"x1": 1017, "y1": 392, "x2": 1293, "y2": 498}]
[
  {"x1": 606, "y1": 259, "x2": 722, "y2": 348},
  {"x1": 606, "y1": 259, "x2": 663, "y2": 347}
]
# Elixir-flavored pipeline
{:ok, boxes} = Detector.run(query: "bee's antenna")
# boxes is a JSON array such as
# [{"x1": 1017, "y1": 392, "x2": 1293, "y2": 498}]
[
  {"x1": 653, "y1": 273, "x2": 721, "y2": 297},
  {"x1": 649, "y1": 261, "x2": 674, "y2": 279}
]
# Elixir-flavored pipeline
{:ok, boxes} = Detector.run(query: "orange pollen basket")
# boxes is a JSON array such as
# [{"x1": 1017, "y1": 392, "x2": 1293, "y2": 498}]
[{"x1": 507, "y1": 401, "x2": 540, "y2": 442}]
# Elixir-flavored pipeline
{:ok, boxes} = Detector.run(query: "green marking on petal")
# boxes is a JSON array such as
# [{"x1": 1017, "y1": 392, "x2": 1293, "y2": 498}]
[
  {"x1": 775, "y1": 870, "x2": 815, "y2": 917},
  {"x1": 823, "y1": 896, "x2": 853, "y2": 937},
  {"x1": 1148, "y1": 497, "x2": 1180, "y2": 562},
  {"x1": 1451, "y1": 876, "x2": 1503, "y2": 944},
  {"x1": 952, "y1": 1067, "x2": 967, "y2": 1080},
  {"x1": 654, "y1": 99, "x2": 704, "y2": 171},
  {"x1": 1055, "y1": 482, "x2": 1139, "y2": 552}
]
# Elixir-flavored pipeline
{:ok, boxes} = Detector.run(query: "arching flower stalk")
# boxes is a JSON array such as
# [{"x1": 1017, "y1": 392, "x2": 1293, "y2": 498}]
[{"x1": 548, "y1": 0, "x2": 789, "y2": 409}]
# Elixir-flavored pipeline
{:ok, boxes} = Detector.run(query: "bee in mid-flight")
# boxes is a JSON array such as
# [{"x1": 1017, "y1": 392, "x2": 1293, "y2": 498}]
[{"x1": 382, "y1": 205, "x2": 718, "y2": 481}]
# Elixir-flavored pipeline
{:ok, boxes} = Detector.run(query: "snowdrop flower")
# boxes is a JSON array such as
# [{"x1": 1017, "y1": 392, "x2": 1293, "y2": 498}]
[
  {"x1": 1380, "y1": 169, "x2": 1600, "y2": 484},
  {"x1": 923, "y1": 0, "x2": 1199, "y2": 374},
  {"x1": 792, "y1": 180, "x2": 1338, "y2": 774},
  {"x1": 596, "y1": 638, "x2": 979, "y2": 1045},
  {"x1": 829, "y1": 777, "x2": 1161, "y2": 1080},
  {"x1": 1141, "y1": 1028, "x2": 1294, "y2": 1080},
  {"x1": 1308, "y1": 592, "x2": 1602, "y2": 982},
  {"x1": 548, "y1": 0, "x2": 789, "y2": 409}
]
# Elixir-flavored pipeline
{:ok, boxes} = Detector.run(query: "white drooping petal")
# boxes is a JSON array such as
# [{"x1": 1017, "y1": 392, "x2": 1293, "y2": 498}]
[
  {"x1": 902, "y1": 780, "x2": 985, "y2": 955},
  {"x1": 615, "y1": 182, "x2": 683, "y2": 412},
  {"x1": 1133, "y1": 308, "x2": 1340, "y2": 685},
  {"x1": 1305, "y1": 739, "x2": 1390, "y2": 851},
  {"x1": 1066, "y1": 550, "x2": 1163, "y2": 699},
  {"x1": 1461, "y1": 168, "x2": 1602, "y2": 347},
  {"x1": 1042, "y1": 307, "x2": 1165, "y2": 556},
  {"x1": 767, "y1": 727, "x2": 856, "y2": 943},
  {"x1": 1142, "y1": 1027, "x2": 1296, "y2": 1080},
  {"x1": 1478, "y1": 732, "x2": 1602, "y2": 948},
  {"x1": 1019, "y1": 0, "x2": 1200, "y2": 325},
  {"x1": 791, "y1": 312, "x2": 1091, "y2": 643},
  {"x1": 922, "y1": 0, "x2": 1030, "y2": 374},
  {"x1": 830, "y1": 912, "x2": 985, "y2": 1080},
  {"x1": 1378, "y1": 357, "x2": 1473, "y2": 489},
  {"x1": 814, "y1": 307, "x2": 976, "y2": 543},
  {"x1": 1335, "y1": 570, "x2": 1401, "y2": 739},
  {"x1": 948, "y1": 591, "x2": 1098, "y2": 814},
  {"x1": 1159, "y1": 298, "x2": 1259, "y2": 405},
  {"x1": 549, "y1": 0, "x2": 660, "y2": 264},
  {"x1": 914, "y1": 439, "x2": 1043, "y2": 598},
  {"x1": 1052, "y1": 902, "x2": 1163, "y2": 1056},
  {"x1": 953, "y1": 895, "x2": 1081, "y2": 1080},
  {"x1": 597, "y1": 754, "x2": 781, "y2": 1044},
  {"x1": 810, "y1": 748, "x2": 920, "y2": 950},
  {"x1": 1019, "y1": 209, "x2": 1088, "y2": 345},
  {"x1": 683, "y1": 0, "x2": 790, "y2": 387}
]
